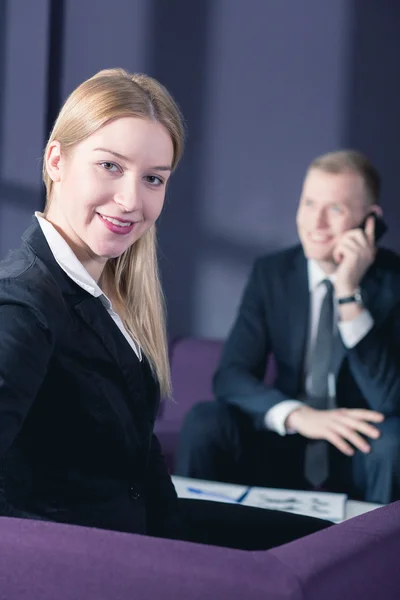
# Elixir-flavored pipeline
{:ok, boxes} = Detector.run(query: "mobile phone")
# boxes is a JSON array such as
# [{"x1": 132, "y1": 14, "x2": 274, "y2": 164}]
[{"x1": 359, "y1": 212, "x2": 388, "y2": 243}]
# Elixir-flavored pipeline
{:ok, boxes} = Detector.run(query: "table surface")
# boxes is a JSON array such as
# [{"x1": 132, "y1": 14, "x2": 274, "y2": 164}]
[
  {"x1": 171, "y1": 475, "x2": 382, "y2": 522},
  {"x1": 345, "y1": 499, "x2": 382, "y2": 520}
]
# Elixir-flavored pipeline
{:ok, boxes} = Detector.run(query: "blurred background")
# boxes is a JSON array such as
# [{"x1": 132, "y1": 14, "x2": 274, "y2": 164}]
[{"x1": 1, "y1": 0, "x2": 400, "y2": 340}]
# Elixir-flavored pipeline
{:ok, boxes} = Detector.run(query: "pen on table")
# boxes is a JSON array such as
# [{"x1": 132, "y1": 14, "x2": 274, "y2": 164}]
[{"x1": 187, "y1": 487, "x2": 243, "y2": 503}]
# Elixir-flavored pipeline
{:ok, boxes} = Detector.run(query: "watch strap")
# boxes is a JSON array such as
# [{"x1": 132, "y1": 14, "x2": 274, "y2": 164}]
[{"x1": 336, "y1": 288, "x2": 362, "y2": 305}]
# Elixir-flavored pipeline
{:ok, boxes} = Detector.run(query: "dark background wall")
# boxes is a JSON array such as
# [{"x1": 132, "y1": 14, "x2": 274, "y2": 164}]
[{"x1": 1, "y1": 0, "x2": 399, "y2": 339}]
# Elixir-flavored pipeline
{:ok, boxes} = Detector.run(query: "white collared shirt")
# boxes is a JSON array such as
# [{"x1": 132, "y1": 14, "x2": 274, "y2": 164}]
[
  {"x1": 35, "y1": 213, "x2": 142, "y2": 361},
  {"x1": 265, "y1": 259, "x2": 373, "y2": 435}
]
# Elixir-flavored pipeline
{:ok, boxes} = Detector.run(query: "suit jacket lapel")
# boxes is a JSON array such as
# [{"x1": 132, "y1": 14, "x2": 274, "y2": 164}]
[
  {"x1": 24, "y1": 219, "x2": 148, "y2": 412},
  {"x1": 23, "y1": 220, "x2": 150, "y2": 457},
  {"x1": 74, "y1": 296, "x2": 149, "y2": 419},
  {"x1": 331, "y1": 330, "x2": 346, "y2": 380},
  {"x1": 285, "y1": 249, "x2": 310, "y2": 389}
]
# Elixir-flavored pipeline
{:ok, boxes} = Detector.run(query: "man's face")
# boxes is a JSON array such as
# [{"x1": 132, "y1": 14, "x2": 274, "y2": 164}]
[{"x1": 296, "y1": 168, "x2": 372, "y2": 266}]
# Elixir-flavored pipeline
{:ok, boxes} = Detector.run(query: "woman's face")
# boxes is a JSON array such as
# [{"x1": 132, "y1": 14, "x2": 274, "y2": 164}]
[{"x1": 45, "y1": 116, "x2": 174, "y2": 278}]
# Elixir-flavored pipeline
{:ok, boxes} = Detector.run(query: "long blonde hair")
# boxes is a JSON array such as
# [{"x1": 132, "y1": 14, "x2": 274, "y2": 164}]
[{"x1": 42, "y1": 68, "x2": 185, "y2": 397}]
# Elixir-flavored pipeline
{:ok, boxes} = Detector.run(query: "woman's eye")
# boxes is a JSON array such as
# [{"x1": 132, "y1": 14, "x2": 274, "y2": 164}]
[
  {"x1": 145, "y1": 175, "x2": 164, "y2": 186},
  {"x1": 100, "y1": 162, "x2": 119, "y2": 173}
]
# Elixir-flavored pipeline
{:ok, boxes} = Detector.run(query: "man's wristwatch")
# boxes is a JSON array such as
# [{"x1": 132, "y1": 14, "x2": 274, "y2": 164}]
[{"x1": 336, "y1": 287, "x2": 363, "y2": 305}]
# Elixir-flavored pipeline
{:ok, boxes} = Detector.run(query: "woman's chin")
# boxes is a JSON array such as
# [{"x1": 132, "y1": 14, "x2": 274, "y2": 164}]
[{"x1": 91, "y1": 242, "x2": 132, "y2": 262}]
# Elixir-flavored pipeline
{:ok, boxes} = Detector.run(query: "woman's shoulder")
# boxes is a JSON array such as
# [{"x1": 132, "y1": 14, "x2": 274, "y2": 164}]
[
  {"x1": 0, "y1": 244, "x2": 64, "y2": 327},
  {"x1": 0, "y1": 242, "x2": 37, "y2": 280}
]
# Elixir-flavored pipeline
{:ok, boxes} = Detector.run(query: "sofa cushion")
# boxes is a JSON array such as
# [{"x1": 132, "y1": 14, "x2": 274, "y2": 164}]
[
  {"x1": 270, "y1": 501, "x2": 400, "y2": 600},
  {"x1": 160, "y1": 337, "x2": 276, "y2": 423},
  {"x1": 0, "y1": 516, "x2": 299, "y2": 600}
]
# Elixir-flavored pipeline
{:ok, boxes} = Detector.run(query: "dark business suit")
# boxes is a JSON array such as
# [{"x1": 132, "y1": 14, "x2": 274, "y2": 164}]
[
  {"x1": 0, "y1": 220, "x2": 179, "y2": 537},
  {"x1": 176, "y1": 245, "x2": 400, "y2": 503},
  {"x1": 0, "y1": 221, "x2": 331, "y2": 549}
]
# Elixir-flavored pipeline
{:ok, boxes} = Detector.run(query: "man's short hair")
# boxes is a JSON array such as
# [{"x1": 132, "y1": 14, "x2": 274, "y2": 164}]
[{"x1": 308, "y1": 150, "x2": 381, "y2": 205}]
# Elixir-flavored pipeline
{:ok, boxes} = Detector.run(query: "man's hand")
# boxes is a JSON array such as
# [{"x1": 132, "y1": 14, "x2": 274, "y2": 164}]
[
  {"x1": 333, "y1": 215, "x2": 376, "y2": 297},
  {"x1": 286, "y1": 406, "x2": 384, "y2": 455}
]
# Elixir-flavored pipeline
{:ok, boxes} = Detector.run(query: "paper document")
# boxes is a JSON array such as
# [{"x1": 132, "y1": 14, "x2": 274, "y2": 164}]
[
  {"x1": 241, "y1": 486, "x2": 347, "y2": 522},
  {"x1": 172, "y1": 475, "x2": 248, "y2": 504}
]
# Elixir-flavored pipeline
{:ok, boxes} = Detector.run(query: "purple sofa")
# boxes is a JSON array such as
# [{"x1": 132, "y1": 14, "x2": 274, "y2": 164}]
[
  {"x1": 0, "y1": 501, "x2": 399, "y2": 599},
  {"x1": 155, "y1": 337, "x2": 277, "y2": 470}
]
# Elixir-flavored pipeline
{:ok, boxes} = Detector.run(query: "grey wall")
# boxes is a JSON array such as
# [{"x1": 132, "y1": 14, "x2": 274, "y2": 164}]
[
  {"x1": 345, "y1": 0, "x2": 400, "y2": 249},
  {"x1": 0, "y1": 0, "x2": 50, "y2": 255},
  {"x1": 1, "y1": 0, "x2": 400, "y2": 339}
]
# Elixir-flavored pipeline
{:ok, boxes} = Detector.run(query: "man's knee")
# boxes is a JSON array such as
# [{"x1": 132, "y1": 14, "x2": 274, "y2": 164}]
[{"x1": 369, "y1": 416, "x2": 400, "y2": 462}]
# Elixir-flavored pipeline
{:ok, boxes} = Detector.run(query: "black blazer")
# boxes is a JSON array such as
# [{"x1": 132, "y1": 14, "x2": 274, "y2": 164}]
[
  {"x1": 214, "y1": 245, "x2": 400, "y2": 429},
  {"x1": 0, "y1": 219, "x2": 180, "y2": 537}
]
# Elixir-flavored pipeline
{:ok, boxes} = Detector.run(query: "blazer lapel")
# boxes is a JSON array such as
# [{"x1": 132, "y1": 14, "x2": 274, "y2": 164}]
[
  {"x1": 74, "y1": 296, "x2": 147, "y2": 408},
  {"x1": 23, "y1": 219, "x2": 151, "y2": 464},
  {"x1": 285, "y1": 249, "x2": 310, "y2": 388},
  {"x1": 331, "y1": 330, "x2": 346, "y2": 380},
  {"x1": 74, "y1": 296, "x2": 151, "y2": 463}
]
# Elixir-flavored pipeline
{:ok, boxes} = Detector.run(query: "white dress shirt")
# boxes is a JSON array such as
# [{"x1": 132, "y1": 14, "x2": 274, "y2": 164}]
[
  {"x1": 265, "y1": 259, "x2": 373, "y2": 435},
  {"x1": 35, "y1": 213, "x2": 142, "y2": 361}
]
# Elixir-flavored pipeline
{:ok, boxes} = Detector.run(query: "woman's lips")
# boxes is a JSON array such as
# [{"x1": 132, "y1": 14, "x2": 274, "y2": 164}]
[{"x1": 97, "y1": 213, "x2": 135, "y2": 235}]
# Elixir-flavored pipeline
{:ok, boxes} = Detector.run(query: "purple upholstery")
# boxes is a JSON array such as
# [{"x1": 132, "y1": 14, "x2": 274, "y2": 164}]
[
  {"x1": 270, "y1": 501, "x2": 400, "y2": 599},
  {"x1": 161, "y1": 338, "x2": 225, "y2": 421},
  {"x1": 155, "y1": 337, "x2": 277, "y2": 469},
  {"x1": 0, "y1": 516, "x2": 296, "y2": 599},
  {"x1": 1, "y1": 502, "x2": 399, "y2": 599}
]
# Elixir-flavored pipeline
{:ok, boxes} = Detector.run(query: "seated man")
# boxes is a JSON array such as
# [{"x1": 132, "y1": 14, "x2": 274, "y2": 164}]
[{"x1": 175, "y1": 150, "x2": 400, "y2": 505}]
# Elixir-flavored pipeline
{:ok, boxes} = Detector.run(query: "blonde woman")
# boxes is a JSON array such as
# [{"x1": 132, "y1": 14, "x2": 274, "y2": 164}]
[
  {"x1": 0, "y1": 68, "x2": 182, "y2": 537},
  {"x1": 0, "y1": 69, "x2": 329, "y2": 548}
]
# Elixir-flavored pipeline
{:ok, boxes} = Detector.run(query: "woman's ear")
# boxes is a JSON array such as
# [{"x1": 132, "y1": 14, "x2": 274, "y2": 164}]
[{"x1": 45, "y1": 141, "x2": 63, "y2": 183}]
